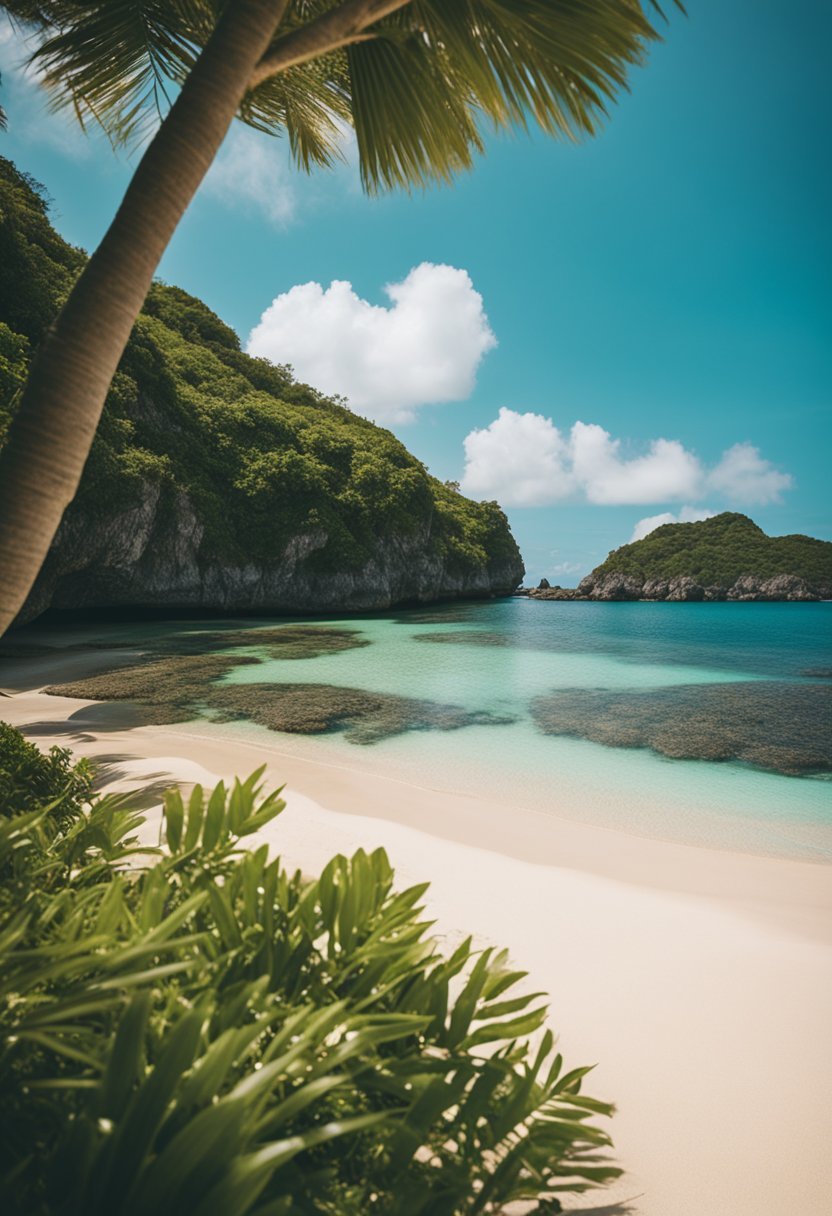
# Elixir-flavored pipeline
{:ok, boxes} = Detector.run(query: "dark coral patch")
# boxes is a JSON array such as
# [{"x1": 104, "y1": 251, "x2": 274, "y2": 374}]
[
  {"x1": 531, "y1": 682, "x2": 832, "y2": 777},
  {"x1": 207, "y1": 682, "x2": 514, "y2": 744},
  {"x1": 395, "y1": 607, "x2": 483, "y2": 625},
  {"x1": 45, "y1": 648, "x2": 513, "y2": 744},
  {"x1": 39, "y1": 624, "x2": 370, "y2": 726},
  {"x1": 46, "y1": 655, "x2": 260, "y2": 725},
  {"x1": 414, "y1": 631, "x2": 511, "y2": 647},
  {"x1": 5, "y1": 624, "x2": 366, "y2": 663},
  {"x1": 152, "y1": 625, "x2": 369, "y2": 661}
]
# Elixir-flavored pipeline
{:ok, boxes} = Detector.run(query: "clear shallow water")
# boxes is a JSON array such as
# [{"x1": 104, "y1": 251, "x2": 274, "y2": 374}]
[{"x1": 20, "y1": 600, "x2": 832, "y2": 860}]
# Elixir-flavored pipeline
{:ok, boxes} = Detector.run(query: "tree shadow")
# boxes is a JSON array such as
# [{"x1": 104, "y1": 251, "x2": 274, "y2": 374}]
[
  {"x1": 565, "y1": 1197, "x2": 642, "y2": 1215},
  {"x1": 0, "y1": 647, "x2": 142, "y2": 693},
  {"x1": 18, "y1": 701, "x2": 151, "y2": 741},
  {"x1": 86, "y1": 754, "x2": 185, "y2": 808}
]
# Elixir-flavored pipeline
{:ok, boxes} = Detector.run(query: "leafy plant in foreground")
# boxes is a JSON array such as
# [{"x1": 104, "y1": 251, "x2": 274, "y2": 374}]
[
  {"x1": 0, "y1": 720, "x2": 93, "y2": 819},
  {"x1": 0, "y1": 727, "x2": 620, "y2": 1213}
]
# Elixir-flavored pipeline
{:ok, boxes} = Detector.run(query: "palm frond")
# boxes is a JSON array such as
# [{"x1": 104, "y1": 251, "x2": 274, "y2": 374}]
[
  {"x1": 12, "y1": 1, "x2": 217, "y2": 145},
  {"x1": 342, "y1": 0, "x2": 669, "y2": 191},
  {"x1": 8, "y1": 0, "x2": 679, "y2": 181}
]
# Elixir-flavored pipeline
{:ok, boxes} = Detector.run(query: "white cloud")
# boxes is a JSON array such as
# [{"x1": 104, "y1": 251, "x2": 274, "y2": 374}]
[
  {"x1": 460, "y1": 408, "x2": 573, "y2": 505},
  {"x1": 460, "y1": 410, "x2": 793, "y2": 511},
  {"x1": 569, "y1": 421, "x2": 702, "y2": 505},
  {"x1": 629, "y1": 506, "x2": 716, "y2": 543},
  {"x1": 461, "y1": 411, "x2": 702, "y2": 507},
  {"x1": 246, "y1": 263, "x2": 496, "y2": 423},
  {"x1": 204, "y1": 126, "x2": 296, "y2": 226},
  {"x1": 707, "y1": 442, "x2": 793, "y2": 505}
]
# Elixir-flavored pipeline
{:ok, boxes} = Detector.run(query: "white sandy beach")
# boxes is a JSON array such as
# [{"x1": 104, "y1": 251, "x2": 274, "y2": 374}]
[{"x1": 4, "y1": 684, "x2": 832, "y2": 1216}]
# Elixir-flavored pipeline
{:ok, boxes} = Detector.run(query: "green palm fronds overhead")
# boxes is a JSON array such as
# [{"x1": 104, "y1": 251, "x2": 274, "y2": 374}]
[{"x1": 3, "y1": 1, "x2": 679, "y2": 188}]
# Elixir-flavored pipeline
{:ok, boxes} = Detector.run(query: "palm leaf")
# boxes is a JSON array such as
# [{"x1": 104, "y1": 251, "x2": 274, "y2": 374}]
[{"x1": 8, "y1": 0, "x2": 679, "y2": 186}]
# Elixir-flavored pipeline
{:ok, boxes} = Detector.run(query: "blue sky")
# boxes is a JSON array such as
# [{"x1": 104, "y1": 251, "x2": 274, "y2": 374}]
[{"x1": 2, "y1": 0, "x2": 829, "y2": 582}]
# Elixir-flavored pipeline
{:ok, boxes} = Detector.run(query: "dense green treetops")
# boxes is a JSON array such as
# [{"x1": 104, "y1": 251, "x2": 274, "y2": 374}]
[
  {"x1": 0, "y1": 156, "x2": 519, "y2": 579},
  {"x1": 592, "y1": 512, "x2": 832, "y2": 589}
]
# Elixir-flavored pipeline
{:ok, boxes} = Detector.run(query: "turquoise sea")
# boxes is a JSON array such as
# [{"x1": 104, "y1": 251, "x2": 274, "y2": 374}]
[{"x1": 17, "y1": 599, "x2": 832, "y2": 862}]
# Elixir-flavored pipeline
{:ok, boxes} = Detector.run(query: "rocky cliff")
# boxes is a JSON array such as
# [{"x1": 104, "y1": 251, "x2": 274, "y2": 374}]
[
  {"x1": 0, "y1": 158, "x2": 523, "y2": 624},
  {"x1": 572, "y1": 570, "x2": 823, "y2": 602},
  {"x1": 519, "y1": 513, "x2": 831, "y2": 602},
  {"x1": 22, "y1": 478, "x2": 522, "y2": 621}
]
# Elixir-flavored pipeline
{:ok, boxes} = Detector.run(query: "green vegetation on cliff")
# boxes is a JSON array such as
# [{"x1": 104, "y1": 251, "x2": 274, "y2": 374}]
[
  {"x1": 590, "y1": 513, "x2": 832, "y2": 590},
  {"x1": 0, "y1": 157, "x2": 519, "y2": 587}
]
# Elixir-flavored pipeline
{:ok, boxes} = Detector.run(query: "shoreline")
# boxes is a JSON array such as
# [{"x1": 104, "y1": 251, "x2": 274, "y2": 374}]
[
  {"x1": 3, "y1": 685, "x2": 832, "y2": 1214},
  {"x1": 10, "y1": 681, "x2": 832, "y2": 935},
  {"x1": 515, "y1": 590, "x2": 832, "y2": 602}
]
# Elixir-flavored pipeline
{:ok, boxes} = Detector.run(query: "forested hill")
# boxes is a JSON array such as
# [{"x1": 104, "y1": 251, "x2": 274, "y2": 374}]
[
  {"x1": 577, "y1": 513, "x2": 832, "y2": 601},
  {"x1": 0, "y1": 157, "x2": 522, "y2": 623}
]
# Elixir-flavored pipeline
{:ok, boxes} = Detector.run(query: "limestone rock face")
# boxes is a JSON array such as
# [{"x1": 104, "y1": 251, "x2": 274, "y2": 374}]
[
  {"x1": 726, "y1": 574, "x2": 819, "y2": 602},
  {"x1": 665, "y1": 576, "x2": 705, "y2": 602},
  {"x1": 523, "y1": 585, "x2": 582, "y2": 601},
  {"x1": 576, "y1": 573, "x2": 642, "y2": 601},
  {"x1": 641, "y1": 578, "x2": 670, "y2": 599},
  {"x1": 19, "y1": 478, "x2": 524, "y2": 624},
  {"x1": 523, "y1": 568, "x2": 823, "y2": 604}
]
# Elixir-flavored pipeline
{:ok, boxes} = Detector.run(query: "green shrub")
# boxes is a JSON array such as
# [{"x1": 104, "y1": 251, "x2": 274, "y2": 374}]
[
  {"x1": 0, "y1": 720, "x2": 94, "y2": 819},
  {"x1": 0, "y1": 727, "x2": 619, "y2": 1214}
]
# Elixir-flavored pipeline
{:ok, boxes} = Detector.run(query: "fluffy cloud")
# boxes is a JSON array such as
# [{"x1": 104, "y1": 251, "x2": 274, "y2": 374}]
[
  {"x1": 246, "y1": 263, "x2": 496, "y2": 423},
  {"x1": 461, "y1": 409, "x2": 793, "y2": 510},
  {"x1": 461, "y1": 410, "x2": 701, "y2": 506},
  {"x1": 629, "y1": 507, "x2": 716, "y2": 543},
  {"x1": 569, "y1": 422, "x2": 702, "y2": 505},
  {"x1": 204, "y1": 126, "x2": 296, "y2": 226},
  {"x1": 707, "y1": 442, "x2": 793, "y2": 505},
  {"x1": 460, "y1": 408, "x2": 572, "y2": 506}
]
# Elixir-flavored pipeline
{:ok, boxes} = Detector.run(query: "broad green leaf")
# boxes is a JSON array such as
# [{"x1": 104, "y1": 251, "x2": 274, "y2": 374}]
[{"x1": 163, "y1": 789, "x2": 184, "y2": 852}]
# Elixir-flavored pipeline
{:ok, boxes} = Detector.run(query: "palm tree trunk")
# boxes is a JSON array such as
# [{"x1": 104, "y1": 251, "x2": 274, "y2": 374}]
[{"x1": 0, "y1": 0, "x2": 288, "y2": 635}]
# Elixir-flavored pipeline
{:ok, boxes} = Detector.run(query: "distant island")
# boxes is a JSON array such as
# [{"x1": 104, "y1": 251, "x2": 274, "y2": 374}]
[
  {"x1": 0, "y1": 158, "x2": 523, "y2": 626},
  {"x1": 521, "y1": 513, "x2": 832, "y2": 602}
]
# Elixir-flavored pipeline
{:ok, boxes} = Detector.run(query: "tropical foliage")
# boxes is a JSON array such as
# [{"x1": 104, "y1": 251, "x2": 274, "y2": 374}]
[
  {"x1": 0, "y1": 720, "x2": 93, "y2": 820},
  {"x1": 4, "y1": 1, "x2": 671, "y2": 186},
  {"x1": 0, "y1": 723, "x2": 620, "y2": 1214},
  {"x1": 592, "y1": 512, "x2": 832, "y2": 591},
  {"x1": 0, "y1": 157, "x2": 519, "y2": 579}
]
